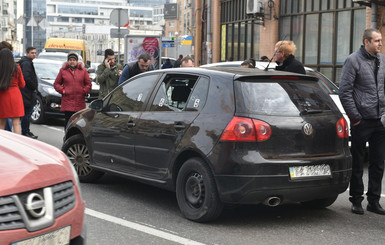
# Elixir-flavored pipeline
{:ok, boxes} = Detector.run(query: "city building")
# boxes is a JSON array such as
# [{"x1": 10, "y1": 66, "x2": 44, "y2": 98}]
[
  {"x1": 195, "y1": 0, "x2": 384, "y2": 85},
  {"x1": 15, "y1": 0, "x2": 167, "y2": 62},
  {"x1": 0, "y1": 0, "x2": 19, "y2": 53}
]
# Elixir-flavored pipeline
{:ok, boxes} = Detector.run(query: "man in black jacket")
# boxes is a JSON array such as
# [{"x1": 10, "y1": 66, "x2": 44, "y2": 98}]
[
  {"x1": 118, "y1": 53, "x2": 154, "y2": 85},
  {"x1": 18, "y1": 47, "x2": 38, "y2": 139},
  {"x1": 339, "y1": 28, "x2": 385, "y2": 215},
  {"x1": 274, "y1": 41, "x2": 305, "y2": 75}
]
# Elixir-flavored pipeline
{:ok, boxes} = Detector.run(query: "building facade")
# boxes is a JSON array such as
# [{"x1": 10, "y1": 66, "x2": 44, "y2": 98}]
[{"x1": 196, "y1": 0, "x2": 384, "y2": 85}]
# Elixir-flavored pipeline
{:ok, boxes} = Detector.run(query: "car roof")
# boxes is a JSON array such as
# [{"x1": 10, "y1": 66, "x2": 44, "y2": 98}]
[
  {"x1": 38, "y1": 51, "x2": 84, "y2": 61},
  {"x1": 33, "y1": 58, "x2": 65, "y2": 65},
  {"x1": 144, "y1": 67, "x2": 316, "y2": 82}
]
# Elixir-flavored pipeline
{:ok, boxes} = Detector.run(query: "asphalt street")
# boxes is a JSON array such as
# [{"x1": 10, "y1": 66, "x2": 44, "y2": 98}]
[{"x1": 31, "y1": 120, "x2": 385, "y2": 245}]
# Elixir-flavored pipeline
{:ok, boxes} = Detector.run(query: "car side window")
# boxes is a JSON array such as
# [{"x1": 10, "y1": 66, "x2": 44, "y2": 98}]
[
  {"x1": 106, "y1": 74, "x2": 159, "y2": 112},
  {"x1": 150, "y1": 74, "x2": 201, "y2": 111},
  {"x1": 185, "y1": 77, "x2": 209, "y2": 111}
]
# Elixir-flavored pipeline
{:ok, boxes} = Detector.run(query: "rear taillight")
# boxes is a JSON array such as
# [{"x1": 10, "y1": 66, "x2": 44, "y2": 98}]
[
  {"x1": 220, "y1": 117, "x2": 272, "y2": 142},
  {"x1": 336, "y1": 117, "x2": 348, "y2": 138}
]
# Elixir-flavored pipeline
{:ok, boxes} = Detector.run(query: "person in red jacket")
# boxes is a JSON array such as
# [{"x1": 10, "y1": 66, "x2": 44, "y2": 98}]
[
  {"x1": 0, "y1": 48, "x2": 26, "y2": 134},
  {"x1": 54, "y1": 52, "x2": 91, "y2": 129}
]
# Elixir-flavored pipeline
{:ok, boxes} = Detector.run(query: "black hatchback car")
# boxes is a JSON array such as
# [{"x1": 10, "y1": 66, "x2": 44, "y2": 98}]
[{"x1": 62, "y1": 67, "x2": 352, "y2": 222}]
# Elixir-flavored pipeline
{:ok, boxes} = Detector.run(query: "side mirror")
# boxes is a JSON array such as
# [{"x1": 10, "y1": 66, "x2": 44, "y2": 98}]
[{"x1": 89, "y1": 99, "x2": 103, "y2": 111}]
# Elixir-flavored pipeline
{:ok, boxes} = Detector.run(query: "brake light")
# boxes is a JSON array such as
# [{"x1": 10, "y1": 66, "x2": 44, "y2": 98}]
[
  {"x1": 220, "y1": 117, "x2": 272, "y2": 142},
  {"x1": 336, "y1": 117, "x2": 348, "y2": 138},
  {"x1": 269, "y1": 76, "x2": 299, "y2": 80}
]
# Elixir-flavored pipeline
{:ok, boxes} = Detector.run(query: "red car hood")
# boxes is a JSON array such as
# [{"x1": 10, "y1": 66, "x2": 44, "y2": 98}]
[{"x1": 0, "y1": 130, "x2": 73, "y2": 196}]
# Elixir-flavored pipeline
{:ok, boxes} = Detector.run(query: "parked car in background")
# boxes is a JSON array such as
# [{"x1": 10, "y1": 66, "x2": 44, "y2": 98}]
[
  {"x1": 62, "y1": 67, "x2": 351, "y2": 222},
  {"x1": 161, "y1": 57, "x2": 176, "y2": 67},
  {"x1": 87, "y1": 63, "x2": 101, "y2": 101},
  {"x1": 32, "y1": 58, "x2": 64, "y2": 124},
  {"x1": 32, "y1": 58, "x2": 99, "y2": 124},
  {"x1": 0, "y1": 130, "x2": 86, "y2": 244}
]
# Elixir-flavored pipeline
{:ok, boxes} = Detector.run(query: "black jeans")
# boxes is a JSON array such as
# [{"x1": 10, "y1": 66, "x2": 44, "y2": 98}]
[
  {"x1": 64, "y1": 111, "x2": 76, "y2": 130},
  {"x1": 21, "y1": 105, "x2": 33, "y2": 135},
  {"x1": 349, "y1": 119, "x2": 385, "y2": 204}
]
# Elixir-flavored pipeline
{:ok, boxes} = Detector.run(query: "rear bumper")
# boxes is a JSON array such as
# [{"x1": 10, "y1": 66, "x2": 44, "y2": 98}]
[
  {"x1": 215, "y1": 170, "x2": 351, "y2": 204},
  {"x1": 212, "y1": 150, "x2": 352, "y2": 204}
]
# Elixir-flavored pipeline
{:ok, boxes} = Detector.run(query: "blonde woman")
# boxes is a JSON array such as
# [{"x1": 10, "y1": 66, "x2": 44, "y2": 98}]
[{"x1": 274, "y1": 41, "x2": 305, "y2": 74}]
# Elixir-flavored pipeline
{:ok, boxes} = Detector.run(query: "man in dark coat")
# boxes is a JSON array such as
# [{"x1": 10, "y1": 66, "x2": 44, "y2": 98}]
[
  {"x1": 118, "y1": 53, "x2": 154, "y2": 85},
  {"x1": 173, "y1": 54, "x2": 183, "y2": 67},
  {"x1": 274, "y1": 41, "x2": 306, "y2": 75},
  {"x1": 339, "y1": 28, "x2": 385, "y2": 215},
  {"x1": 18, "y1": 46, "x2": 38, "y2": 139}
]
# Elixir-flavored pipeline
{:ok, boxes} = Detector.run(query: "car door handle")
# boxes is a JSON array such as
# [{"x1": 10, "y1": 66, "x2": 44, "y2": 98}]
[
  {"x1": 174, "y1": 122, "x2": 186, "y2": 130},
  {"x1": 127, "y1": 121, "x2": 136, "y2": 127}
]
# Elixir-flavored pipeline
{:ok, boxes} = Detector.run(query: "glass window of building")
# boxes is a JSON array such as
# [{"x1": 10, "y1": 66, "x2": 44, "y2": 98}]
[
  {"x1": 220, "y1": 0, "x2": 261, "y2": 61},
  {"x1": 58, "y1": 5, "x2": 98, "y2": 15},
  {"x1": 279, "y1": 0, "x2": 365, "y2": 85}
]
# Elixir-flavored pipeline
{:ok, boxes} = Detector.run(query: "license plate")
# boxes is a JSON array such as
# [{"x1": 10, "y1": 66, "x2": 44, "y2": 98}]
[
  {"x1": 289, "y1": 164, "x2": 331, "y2": 179},
  {"x1": 12, "y1": 226, "x2": 70, "y2": 245}
]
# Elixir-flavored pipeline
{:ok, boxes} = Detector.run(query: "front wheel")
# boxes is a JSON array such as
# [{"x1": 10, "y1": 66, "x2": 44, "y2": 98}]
[
  {"x1": 31, "y1": 96, "x2": 45, "y2": 124},
  {"x1": 62, "y1": 134, "x2": 104, "y2": 183},
  {"x1": 301, "y1": 195, "x2": 338, "y2": 209},
  {"x1": 176, "y1": 158, "x2": 224, "y2": 222}
]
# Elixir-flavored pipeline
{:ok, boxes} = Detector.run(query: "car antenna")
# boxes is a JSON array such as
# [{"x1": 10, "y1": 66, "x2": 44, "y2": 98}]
[{"x1": 264, "y1": 35, "x2": 287, "y2": 71}]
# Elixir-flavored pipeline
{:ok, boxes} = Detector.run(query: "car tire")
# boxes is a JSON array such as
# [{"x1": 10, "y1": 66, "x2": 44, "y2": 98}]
[
  {"x1": 31, "y1": 96, "x2": 45, "y2": 124},
  {"x1": 301, "y1": 195, "x2": 338, "y2": 209},
  {"x1": 176, "y1": 158, "x2": 224, "y2": 222},
  {"x1": 62, "y1": 134, "x2": 104, "y2": 183}
]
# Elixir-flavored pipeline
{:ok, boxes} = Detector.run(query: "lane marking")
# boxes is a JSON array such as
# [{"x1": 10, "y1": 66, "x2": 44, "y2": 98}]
[
  {"x1": 85, "y1": 208, "x2": 206, "y2": 245},
  {"x1": 42, "y1": 125, "x2": 64, "y2": 132}
]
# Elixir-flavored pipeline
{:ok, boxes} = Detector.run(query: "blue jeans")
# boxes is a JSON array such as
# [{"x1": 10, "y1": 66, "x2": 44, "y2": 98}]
[{"x1": 5, "y1": 118, "x2": 12, "y2": 131}]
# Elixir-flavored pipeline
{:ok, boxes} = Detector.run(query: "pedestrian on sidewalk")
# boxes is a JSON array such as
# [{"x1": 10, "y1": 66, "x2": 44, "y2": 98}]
[
  {"x1": 97, "y1": 49, "x2": 122, "y2": 99},
  {"x1": 0, "y1": 49, "x2": 26, "y2": 134},
  {"x1": 274, "y1": 41, "x2": 305, "y2": 75},
  {"x1": 118, "y1": 53, "x2": 154, "y2": 85},
  {"x1": 339, "y1": 28, "x2": 385, "y2": 215},
  {"x1": 18, "y1": 46, "x2": 38, "y2": 139},
  {"x1": 54, "y1": 52, "x2": 91, "y2": 129}
]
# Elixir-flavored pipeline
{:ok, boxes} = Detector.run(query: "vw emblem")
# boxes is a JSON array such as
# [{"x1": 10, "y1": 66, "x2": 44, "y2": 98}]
[
  {"x1": 25, "y1": 193, "x2": 46, "y2": 218},
  {"x1": 302, "y1": 123, "x2": 313, "y2": 136}
]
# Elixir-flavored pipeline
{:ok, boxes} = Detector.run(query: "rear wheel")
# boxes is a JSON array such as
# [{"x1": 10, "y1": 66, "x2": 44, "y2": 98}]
[
  {"x1": 62, "y1": 134, "x2": 104, "y2": 182},
  {"x1": 301, "y1": 195, "x2": 338, "y2": 208},
  {"x1": 31, "y1": 96, "x2": 45, "y2": 124},
  {"x1": 176, "y1": 158, "x2": 224, "y2": 222}
]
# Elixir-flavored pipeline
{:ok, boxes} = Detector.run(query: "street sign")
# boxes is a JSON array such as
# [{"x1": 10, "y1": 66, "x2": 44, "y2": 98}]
[
  {"x1": 163, "y1": 43, "x2": 175, "y2": 47},
  {"x1": 27, "y1": 17, "x2": 37, "y2": 27},
  {"x1": 17, "y1": 16, "x2": 25, "y2": 25},
  {"x1": 181, "y1": 36, "x2": 192, "y2": 45},
  {"x1": 110, "y1": 28, "x2": 130, "y2": 38},
  {"x1": 110, "y1": 9, "x2": 129, "y2": 27},
  {"x1": 39, "y1": 18, "x2": 50, "y2": 30}
]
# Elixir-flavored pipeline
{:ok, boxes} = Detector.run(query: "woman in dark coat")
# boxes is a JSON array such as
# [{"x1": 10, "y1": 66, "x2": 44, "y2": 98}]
[
  {"x1": 54, "y1": 52, "x2": 91, "y2": 128},
  {"x1": 274, "y1": 41, "x2": 306, "y2": 75}
]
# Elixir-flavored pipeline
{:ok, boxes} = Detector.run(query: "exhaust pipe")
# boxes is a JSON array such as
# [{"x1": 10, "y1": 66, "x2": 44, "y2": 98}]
[{"x1": 263, "y1": 196, "x2": 281, "y2": 207}]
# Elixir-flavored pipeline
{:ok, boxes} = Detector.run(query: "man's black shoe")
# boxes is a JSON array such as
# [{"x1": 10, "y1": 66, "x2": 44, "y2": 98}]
[
  {"x1": 351, "y1": 203, "x2": 364, "y2": 214},
  {"x1": 367, "y1": 203, "x2": 385, "y2": 215},
  {"x1": 25, "y1": 132, "x2": 38, "y2": 139}
]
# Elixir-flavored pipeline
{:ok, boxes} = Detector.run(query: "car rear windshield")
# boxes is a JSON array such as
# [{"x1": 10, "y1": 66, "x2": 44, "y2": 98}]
[{"x1": 236, "y1": 79, "x2": 334, "y2": 116}]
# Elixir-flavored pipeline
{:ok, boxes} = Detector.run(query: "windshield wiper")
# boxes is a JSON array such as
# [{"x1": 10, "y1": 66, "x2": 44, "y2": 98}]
[{"x1": 300, "y1": 109, "x2": 326, "y2": 115}]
